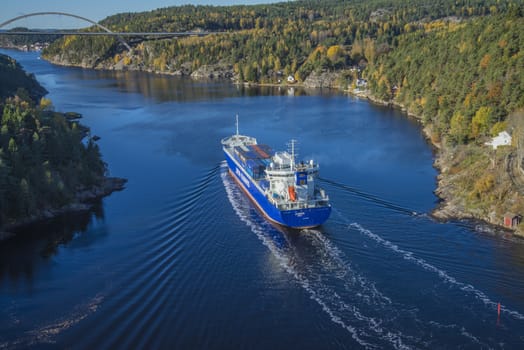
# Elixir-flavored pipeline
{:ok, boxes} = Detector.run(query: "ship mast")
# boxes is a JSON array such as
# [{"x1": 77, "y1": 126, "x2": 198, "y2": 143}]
[
  {"x1": 236, "y1": 114, "x2": 239, "y2": 136},
  {"x1": 289, "y1": 139, "x2": 297, "y2": 170}
]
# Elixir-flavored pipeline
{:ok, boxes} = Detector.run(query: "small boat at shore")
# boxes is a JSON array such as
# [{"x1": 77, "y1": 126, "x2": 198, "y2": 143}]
[{"x1": 221, "y1": 116, "x2": 331, "y2": 228}]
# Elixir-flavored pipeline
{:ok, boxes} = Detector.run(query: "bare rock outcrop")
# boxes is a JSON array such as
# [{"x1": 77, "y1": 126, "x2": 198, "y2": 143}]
[
  {"x1": 303, "y1": 71, "x2": 341, "y2": 89},
  {"x1": 190, "y1": 63, "x2": 234, "y2": 80}
]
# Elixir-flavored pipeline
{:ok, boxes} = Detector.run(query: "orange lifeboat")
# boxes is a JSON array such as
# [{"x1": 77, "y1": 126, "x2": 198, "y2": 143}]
[{"x1": 288, "y1": 186, "x2": 296, "y2": 201}]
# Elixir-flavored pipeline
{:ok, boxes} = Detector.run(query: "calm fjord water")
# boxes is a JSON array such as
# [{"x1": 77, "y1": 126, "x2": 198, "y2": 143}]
[{"x1": 1, "y1": 49, "x2": 524, "y2": 349}]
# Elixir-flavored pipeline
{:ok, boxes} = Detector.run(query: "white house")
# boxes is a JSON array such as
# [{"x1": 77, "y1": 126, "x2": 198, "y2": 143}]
[
  {"x1": 485, "y1": 131, "x2": 512, "y2": 149},
  {"x1": 357, "y1": 78, "x2": 367, "y2": 87},
  {"x1": 287, "y1": 75, "x2": 296, "y2": 83}
]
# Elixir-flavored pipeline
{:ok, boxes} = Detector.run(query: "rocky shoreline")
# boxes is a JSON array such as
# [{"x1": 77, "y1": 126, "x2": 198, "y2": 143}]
[
  {"x1": 0, "y1": 177, "x2": 127, "y2": 240},
  {"x1": 351, "y1": 90, "x2": 524, "y2": 237},
  {"x1": 44, "y1": 54, "x2": 351, "y2": 90},
  {"x1": 45, "y1": 53, "x2": 243, "y2": 82}
]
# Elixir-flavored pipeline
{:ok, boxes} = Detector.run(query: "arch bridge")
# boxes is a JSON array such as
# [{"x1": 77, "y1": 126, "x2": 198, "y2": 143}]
[
  {"x1": 0, "y1": 12, "x2": 133, "y2": 51},
  {"x1": 0, "y1": 12, "x2": 213, "y2": 51}
]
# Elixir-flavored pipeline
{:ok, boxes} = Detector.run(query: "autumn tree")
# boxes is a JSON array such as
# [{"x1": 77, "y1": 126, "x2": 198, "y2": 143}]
[{"x1": 471, "y1": 106, "x2": 492, "y2": 139}]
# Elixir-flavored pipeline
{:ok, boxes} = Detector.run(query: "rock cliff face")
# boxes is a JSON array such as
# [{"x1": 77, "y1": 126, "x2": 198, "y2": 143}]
[
  {"x1": 190, "y1": 63, "x2": 234, "y2": 80},
  {"x1": 171, "y1": 62, "x2": 192, "y2": 76},
  {"x1": 303, "y1": 71, "x2": 342, "y2": 89},
  {"x1": 48, "y1": 54, "x2": 100, "y2": 69}
]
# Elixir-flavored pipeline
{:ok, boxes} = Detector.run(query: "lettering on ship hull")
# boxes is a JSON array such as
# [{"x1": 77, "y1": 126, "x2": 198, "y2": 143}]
[{"x1": 236, "y1": 167, "x2": 250, "y2": 188}]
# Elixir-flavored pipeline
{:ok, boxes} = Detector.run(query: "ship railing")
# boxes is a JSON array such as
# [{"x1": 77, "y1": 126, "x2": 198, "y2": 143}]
[
  {"x1": 266, "y1": 162, "x2": 319, "y2": 172},
  {"x1": 265, "y1": 170, "x2": 318, "y2": 181},
  {"x1": 294, "y1": 162, "x2": 317, "y2": 171},
  {"x1": 271, "y1": 198, "x2": 330, "y2": 210},
  {"x1": 221, "y1": 135, "x2": 257, "y2": 147}
]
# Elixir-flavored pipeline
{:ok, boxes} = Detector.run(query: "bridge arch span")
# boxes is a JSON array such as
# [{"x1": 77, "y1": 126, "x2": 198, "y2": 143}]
[{"x1": 0, "y1": 12, "x2": 132, "y2": 51}]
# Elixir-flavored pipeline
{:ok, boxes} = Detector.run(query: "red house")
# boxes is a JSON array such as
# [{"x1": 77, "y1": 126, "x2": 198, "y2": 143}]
[{"x1": 503, "y1": 213, "x2": 522, "y2": 228}]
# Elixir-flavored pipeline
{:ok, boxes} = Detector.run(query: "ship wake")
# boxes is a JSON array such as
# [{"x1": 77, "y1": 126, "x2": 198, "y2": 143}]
[
  {"x1": 221, "y1": 162, "x2": 524, "y2": 348},
  {"x1": 223, "y1": 166, "x2": 422, "y2": 349}
]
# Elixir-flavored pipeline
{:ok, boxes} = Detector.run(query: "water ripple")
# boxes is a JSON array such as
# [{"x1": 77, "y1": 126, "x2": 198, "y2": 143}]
[{"x1": 75, "y1": 164, "x2": 223, "y2": 349}]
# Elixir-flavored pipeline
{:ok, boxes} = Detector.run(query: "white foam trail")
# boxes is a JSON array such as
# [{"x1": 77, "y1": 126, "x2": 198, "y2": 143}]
[
  {"x1": 0, "y1": 294, "x2": 104, "y2": 348},
  {"x1": 427, "y1": 321, "x2": 491, "y2": 349},
  {"x1": 302, "y1": 229, "x2": 393, "y2": 307},
  {"x1": 348, "y1": 222, "x2": 524, "y2": 321},
  {"x1": 222, "y1": 171, "x2": 414, "y2": 349},
  {"x1": 302, "y1": 229, "x2": 414, "y2": 350}
]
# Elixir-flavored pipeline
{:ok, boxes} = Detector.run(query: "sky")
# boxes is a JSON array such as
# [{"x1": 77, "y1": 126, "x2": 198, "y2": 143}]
[{"x1": 1, "y1": 0, "x2": 284, "y2": 29}]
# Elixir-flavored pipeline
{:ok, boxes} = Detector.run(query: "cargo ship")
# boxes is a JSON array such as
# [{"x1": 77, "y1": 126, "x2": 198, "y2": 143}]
[{"x1": 221, "y1": 117, "x2": 331, "y2": 228}]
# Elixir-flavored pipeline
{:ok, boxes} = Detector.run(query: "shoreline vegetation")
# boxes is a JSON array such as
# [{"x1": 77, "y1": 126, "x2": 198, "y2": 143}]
[
  {"x1": 0, "y1": 53, "x2": 126, "y2": 239},
  {"x1": 1, "y1": 0, "x2": 523, "y2": 236}
]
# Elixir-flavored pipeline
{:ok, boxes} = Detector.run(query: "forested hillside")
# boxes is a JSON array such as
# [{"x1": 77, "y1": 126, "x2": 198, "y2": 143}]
[
  {"x1": 366, "y1": 13, "x2": 524, "y2": 145},
  {"x1": 41, "y1": 0, "x2": 524, "y2": 229},
  {"x1": 0, "y1": 54, "x2": 109, "y2": 227},
  {"x1": 43, "y1": 0, "x2": 520, "y2": 82},
  {"x1": 0, "y1": 53, "x2": 47, "y2": 100}
]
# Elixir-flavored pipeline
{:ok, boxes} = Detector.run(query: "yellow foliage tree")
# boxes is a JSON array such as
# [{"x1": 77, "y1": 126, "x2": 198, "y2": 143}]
[
  {"x1": 326, "y1": 45, "x2": 344, "y2": 62},
  {"x1": 307, "y1": 46, "x2": 326, "y2": 62},
  {"x1": 471, "y1": 106, "x2": 492, "y2": 138},
  {"x1": 63, "y1": 35, "x2": 77, "y2": 48},
  {"x1": 449, "y1": 112, "x2": 469, "y2": 143},
  {"x1": 39, "y1": 97, "x2": 53, "y2": 111},
  {"x1": 490, "y1": 121, "x2": 507, "y2": 136}
]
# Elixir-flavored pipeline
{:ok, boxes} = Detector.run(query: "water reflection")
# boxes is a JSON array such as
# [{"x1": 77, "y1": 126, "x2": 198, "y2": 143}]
[
  {"x1": 0, "y1": 201, "x2": 105, "y2": 283},
  {"x1": 66, "y1": 69, "x2": 340, "y2": 103}
]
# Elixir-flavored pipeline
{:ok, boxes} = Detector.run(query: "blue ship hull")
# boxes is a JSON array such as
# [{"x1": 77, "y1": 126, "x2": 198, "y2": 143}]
[{"x1": 224, "y1": 150, "x2": 331, "y2": 229}]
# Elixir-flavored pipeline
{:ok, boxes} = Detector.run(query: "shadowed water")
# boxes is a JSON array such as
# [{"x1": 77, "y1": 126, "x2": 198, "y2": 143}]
[{"x1": 1, "y1": 49, "x2": 524, "y2": 349}]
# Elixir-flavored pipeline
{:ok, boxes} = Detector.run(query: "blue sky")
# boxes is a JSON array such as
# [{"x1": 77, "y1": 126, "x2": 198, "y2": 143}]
[{"x1": 1, "y1": 0, "x2": 283, "y2": 29}]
